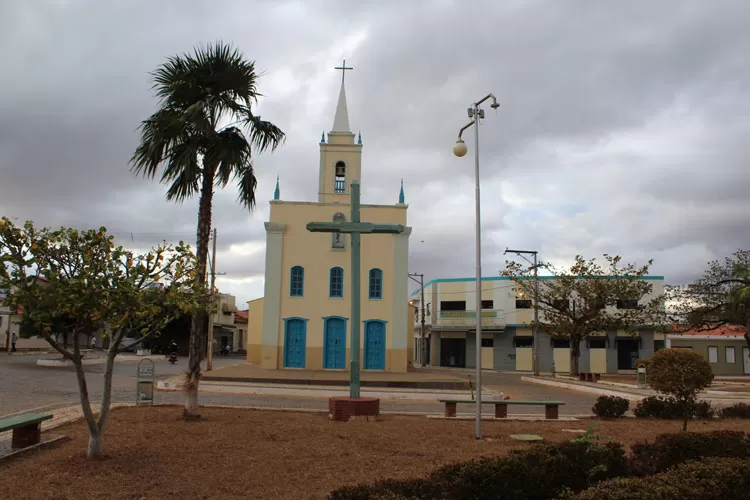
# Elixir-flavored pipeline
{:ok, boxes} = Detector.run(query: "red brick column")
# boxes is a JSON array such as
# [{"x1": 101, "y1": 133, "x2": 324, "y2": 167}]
[
  {"x1": 12, "y1": 423, "x2": 41, "y2": 449},
  {"x1": 329, "y1": 397, "x2": 380, "y2": 421},
  {"x1": 444, "y1": 402, "x2": 457, "y2": 418},
  {"x1": 545, "y1": 405, "x2": 559, "y2": 420},
  {"x1": 495, "y1": 403, "x2": 508, "y2": 419}
]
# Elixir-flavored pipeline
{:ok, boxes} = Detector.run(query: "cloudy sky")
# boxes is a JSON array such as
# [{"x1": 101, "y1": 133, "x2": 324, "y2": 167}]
[{"x1": 1, "y1": 0, "x2": 749, "y2": 307}]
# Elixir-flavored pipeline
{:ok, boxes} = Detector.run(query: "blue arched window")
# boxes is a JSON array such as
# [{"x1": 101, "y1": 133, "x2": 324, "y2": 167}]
[
  {"x1": 290, "y1": 266, "x2": 304, "y2": 297},
  {"x1": 330, "y1": 267, "x2": 344, "y2": 297},
  {"x1": 369, "y1": 268, "x2": 383, "y2": 299}
]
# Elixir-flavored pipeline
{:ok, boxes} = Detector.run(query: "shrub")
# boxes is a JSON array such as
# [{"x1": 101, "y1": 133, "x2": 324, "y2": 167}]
[
  {"x1": 633, "y1": 396, "x2": 713, "y2": 420},
  {"x1": 647, "y1": 348, "x2": 714, "y2": 431},
  {"x1": 592, "y1": 396, "x2": 630, "y2": 418},
  {"x1": 629, "y1": 430, "x2": 750, "y2": 476},
  {"x1": 720, "y1": 403, "x2": 750, "y2": 419},
  {"x1": 328, "y1": 440, "x2": 629, "y2": 500},
  {"x1": 328, "y1": 479, "x2": 436, "y2": 500},
  {"x1": 573, "y1": 457, "x2": 750, "y2": 500}
]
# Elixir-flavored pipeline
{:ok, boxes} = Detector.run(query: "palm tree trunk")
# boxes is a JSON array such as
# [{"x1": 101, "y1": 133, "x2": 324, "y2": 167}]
[{"x1": 184, "y1": 165, "x2": 214, "y2": 420}]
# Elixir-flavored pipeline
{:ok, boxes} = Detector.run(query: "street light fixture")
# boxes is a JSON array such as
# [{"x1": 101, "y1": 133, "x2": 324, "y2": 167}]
[{"x1": 453, "y1": 93, "x2": 499, "y2": 440}]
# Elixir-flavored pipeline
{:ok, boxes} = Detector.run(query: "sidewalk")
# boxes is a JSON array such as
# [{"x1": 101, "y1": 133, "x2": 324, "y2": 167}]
[
  {"x1": 202, "y1": 363, "x2": 470, "y2": 390},
  {"x1": 157, "y1": 376, "x2": 490, "y2": 401},
  {"x1": 522, "y1": 375, "x2": 750, "y2": 405}
]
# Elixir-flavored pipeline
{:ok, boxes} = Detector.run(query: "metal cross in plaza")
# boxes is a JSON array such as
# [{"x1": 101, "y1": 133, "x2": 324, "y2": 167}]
[
  {"x1": 307, "y1": 180, "x2": 404, "y2": 399},
  {"x1": 334, "y1": 59, "x2": 353, "y2": 85}
]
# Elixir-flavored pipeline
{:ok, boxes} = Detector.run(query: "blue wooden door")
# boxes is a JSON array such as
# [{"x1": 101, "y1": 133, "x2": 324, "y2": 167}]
[
  {"x1": 324, "y1": 318, "x2": 346, "y2": 369},
  {"x1": 364, "y1": 321, "x2": 386, "y2": 370},
  {"x1": 284, "y1": 319, "x2": 306, "y2": 368}
]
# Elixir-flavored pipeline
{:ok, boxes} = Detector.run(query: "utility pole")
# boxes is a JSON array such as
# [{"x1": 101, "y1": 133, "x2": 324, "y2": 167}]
[
  {"x1": 504, "y1": 249, "x2": 541, "y2": 376},
  {"x1": 409, "y1": 273, "x2": 427, "y2": 367},
  {"x1": 205, "y1": 228, "x2": 226, "y2": 371}
]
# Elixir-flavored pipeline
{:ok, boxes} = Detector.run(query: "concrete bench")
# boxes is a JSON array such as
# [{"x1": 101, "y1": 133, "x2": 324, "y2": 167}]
[
  {"x1": 579, "y1": 372, "x2": 601, "y2": 382},
  {"x1": 0, "y1": 413, "x2": 53, "y2": 450},
  {"x1": 439, "y1": 399, "x2": 566, "y2": 420}
]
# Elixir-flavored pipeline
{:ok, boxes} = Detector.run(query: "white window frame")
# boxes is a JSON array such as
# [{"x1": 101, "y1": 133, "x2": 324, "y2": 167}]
[
  {"x1": 708, "y1": 345, "x2": 719, "y2": 363},
  {"x1": 726, "y1": 346, "x2": 736, "y2": 364}
]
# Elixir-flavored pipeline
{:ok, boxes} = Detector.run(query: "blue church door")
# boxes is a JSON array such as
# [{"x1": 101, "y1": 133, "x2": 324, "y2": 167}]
[
  {"x1": 324, "y1": 318, "x2": 346, "y2": 369},
  {"x1": 284, "y1": 319, "x2": 306, "y2": 368},
  {"x1": 364, "y1": 321, "x2": 386, "y2": 370}
]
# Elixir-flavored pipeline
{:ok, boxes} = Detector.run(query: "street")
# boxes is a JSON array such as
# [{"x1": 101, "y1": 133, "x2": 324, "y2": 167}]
[{"x1": 0, "y1": 354, "x2": 600, "y2": 417}]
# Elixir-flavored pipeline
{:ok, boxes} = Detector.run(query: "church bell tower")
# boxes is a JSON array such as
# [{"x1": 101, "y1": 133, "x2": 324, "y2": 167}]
[{"x1": 318, "y1": 60, "x2": 362, "y2": 204}]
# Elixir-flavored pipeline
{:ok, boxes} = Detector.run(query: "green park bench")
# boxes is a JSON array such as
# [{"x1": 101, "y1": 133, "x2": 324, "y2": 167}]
[
  {"x1": 0, "y1": 413, "x2": 53, "y2": 450},
  {"x1": 438, "y1": 399, "x2": 566, "y2": 420}
]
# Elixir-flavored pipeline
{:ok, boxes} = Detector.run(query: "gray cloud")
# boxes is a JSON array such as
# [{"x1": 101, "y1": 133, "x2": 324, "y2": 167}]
[{"x1": 2, "y1": 0, "x2": 750, "y2": 305}]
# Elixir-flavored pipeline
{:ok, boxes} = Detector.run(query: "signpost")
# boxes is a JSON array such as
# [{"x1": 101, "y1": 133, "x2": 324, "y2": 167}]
[
  {"x1": 136, "y1": 358, "x2": 155, "y2": 406},
  {"x1": 307, "y1": 180, "x2": 404, "y2": 399}
]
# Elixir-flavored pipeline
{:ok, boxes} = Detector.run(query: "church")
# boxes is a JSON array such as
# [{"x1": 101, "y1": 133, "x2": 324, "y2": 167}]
[{"x1": 246, "y1": 65, "x2": 413, "y2": 372}]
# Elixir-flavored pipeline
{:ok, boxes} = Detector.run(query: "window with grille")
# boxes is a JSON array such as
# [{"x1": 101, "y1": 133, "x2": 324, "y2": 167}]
[
  {"x1": 369, "y1": 268, "x2": 383, "y2": 299},
  {"x1": 290, "y1": 266, "x2": 304, "y2": 296},
  {"x1": 330, "y1": 267, "x2": 343, "y2": 297}
]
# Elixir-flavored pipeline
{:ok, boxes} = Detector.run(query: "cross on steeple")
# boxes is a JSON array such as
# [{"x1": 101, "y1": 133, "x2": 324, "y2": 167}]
[{"x1": 335, "y1": 59, "x2": 353, "y2": 85}]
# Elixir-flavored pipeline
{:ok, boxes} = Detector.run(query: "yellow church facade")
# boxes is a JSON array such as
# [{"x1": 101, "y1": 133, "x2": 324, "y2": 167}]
[{"x1": 246, "y1": 72, "x2": 413, "y2": 372}]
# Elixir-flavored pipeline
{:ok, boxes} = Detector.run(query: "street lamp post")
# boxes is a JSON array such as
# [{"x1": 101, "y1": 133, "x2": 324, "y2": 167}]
[{"x1": 453, "y1": 93, "x2": 499, "y2": 440}]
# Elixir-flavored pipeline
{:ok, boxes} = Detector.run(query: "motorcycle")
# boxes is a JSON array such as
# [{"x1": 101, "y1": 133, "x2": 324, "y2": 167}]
[{"x1": 169, "y1": 352, "x2": 178, "y2": 364}]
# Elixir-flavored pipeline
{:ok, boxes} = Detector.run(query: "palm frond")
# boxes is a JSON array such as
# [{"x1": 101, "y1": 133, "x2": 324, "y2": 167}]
[
  {"x1": 208, "y1": 127, "x2": 252, "y2": 187},
  {"x1": 234, "y1": 162, "x2": 258, "y2": 210},
  {"x1": 242, "y1": 109, "x2": 286, "y2": 152}
]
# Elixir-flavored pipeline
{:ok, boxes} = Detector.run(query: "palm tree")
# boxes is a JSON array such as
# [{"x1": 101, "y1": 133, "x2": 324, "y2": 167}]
[{"x1": 130, "y1": 41, "x2": 284, "y2": 418}]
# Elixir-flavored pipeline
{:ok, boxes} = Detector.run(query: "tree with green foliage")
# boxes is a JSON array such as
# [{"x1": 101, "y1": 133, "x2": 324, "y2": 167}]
[
  {"x1": 668, "y1": 250, "x2": 750, "y2": 348},
  {"x1": 502, "y1": 254, "x2": 665, "y2": 375},
  {"x1": 130, "y1": 41, "x2": 285, "y2": 419},
  {"x1": 647, "y1": 348, "x2": 714, "y2": 431},
  {"x1": 0, "y1": 218, "x2": 208, "y2": 458}
]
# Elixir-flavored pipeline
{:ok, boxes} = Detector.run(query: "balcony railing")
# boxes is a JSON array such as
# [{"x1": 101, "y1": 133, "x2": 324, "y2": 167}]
[
  {"x1": 440, "y1": 311, "x2": 497, "y2": 318},
  {"x1": 334, "y1": 179, "x2": 345, "y2": 193}
]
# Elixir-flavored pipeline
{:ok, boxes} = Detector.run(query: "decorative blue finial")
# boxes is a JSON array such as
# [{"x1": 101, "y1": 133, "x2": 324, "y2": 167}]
[
  {"x1": 357, "y1": 131, "x2": 362, "y2": 145},
  {"x1": 398, "y1": 178, "x2": 405, "y2": 204},
  {"x1": 321, "y1": 131, "x2": 325, "y2": 144},
  {"x1": 273, "y1": 175, "x2": 280, "y2": 200}
]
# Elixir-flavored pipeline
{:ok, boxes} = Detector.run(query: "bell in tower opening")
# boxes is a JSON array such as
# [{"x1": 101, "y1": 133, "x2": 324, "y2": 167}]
[{"x1": 334, "y1": 161, "x2": 346, "y2": 193}]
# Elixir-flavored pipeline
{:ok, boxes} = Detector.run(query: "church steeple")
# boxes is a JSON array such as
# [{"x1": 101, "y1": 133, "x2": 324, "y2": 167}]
[
  {"x1": 332, "y1": 82, "x2": 350, "y2": 132},
  {"x1": 318, "y1": 60, "x2": 361, "y2": 204}
]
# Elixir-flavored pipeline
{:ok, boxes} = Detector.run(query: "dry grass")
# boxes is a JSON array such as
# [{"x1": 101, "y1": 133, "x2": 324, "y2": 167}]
[{"x1": 3, "y1": 406, "x2": 750, "y2": 500}]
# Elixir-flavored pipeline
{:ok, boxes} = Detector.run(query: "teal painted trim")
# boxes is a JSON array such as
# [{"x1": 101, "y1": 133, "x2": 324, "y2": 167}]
[
  {"x1": 369, "y1": 268, "x2": 383, "y2": 299},
  {"x1": 323, "y1": 316, "x2": 348, "y2": 369},
  {"x1": 282, "y1": 317, "x2": 308, "y2": 368},
  {"x1": 363, "y1": 319, "x2": 387, "y2": 370},
  {"x1": 398, "y1": 178, "x2": 405, "y2": 204},
  {"x1": 273, "y1": 175, "x2": 280, "y2": 200},
  {"x1": 411, "y1": 275, "x2": 666, "y2": 294},
  {"x1": 290, "y1": 266, "x2": 304, "y2": 297},
  {"x1": 329, "y1": 266, "x2": 344, "y2": 298}
]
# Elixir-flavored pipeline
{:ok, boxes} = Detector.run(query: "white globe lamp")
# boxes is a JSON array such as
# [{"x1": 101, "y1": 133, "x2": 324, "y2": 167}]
[{"x1": 453, "y1": 139, "x2": 468, "y2": 157}]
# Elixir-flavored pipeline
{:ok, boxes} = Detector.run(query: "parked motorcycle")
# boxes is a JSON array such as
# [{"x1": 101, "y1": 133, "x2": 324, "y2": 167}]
[{"x1": 169, "y1": 352, "x2": 178, "y2": 364}]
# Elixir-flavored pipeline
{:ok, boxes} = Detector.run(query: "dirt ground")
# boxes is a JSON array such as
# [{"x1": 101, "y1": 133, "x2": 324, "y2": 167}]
[{"x1": 3, "y1": 406, "x2": 750, "y2": 500}]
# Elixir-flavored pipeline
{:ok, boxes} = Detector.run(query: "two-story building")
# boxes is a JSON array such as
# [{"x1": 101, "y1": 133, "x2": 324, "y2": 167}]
[
  {"x1": 210, "y1": 292, "x2": 237, "y2": 354},
  {"x1": 410, "y1": 275, "x2": 665, "y2": 374}
]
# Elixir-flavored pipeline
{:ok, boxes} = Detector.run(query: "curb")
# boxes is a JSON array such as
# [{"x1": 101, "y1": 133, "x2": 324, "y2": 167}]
[{"x1": 521, "y1": 376, "x2": 646, "y2": 402}]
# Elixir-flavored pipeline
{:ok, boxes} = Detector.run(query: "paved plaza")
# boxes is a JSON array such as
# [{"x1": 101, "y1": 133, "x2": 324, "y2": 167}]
[{"x1": 0, "y1": 353, "x2": 601, "y2": 419}]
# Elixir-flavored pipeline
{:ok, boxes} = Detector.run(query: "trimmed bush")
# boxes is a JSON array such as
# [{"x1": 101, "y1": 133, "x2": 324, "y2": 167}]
[
  {"x1": 646, "y1": 348, "x2": 714, "y2": 431},
  {"x1": 720, "y1": 403, "x2": 750, "y2": 419},
  {"x1": 573, "y1": 457, "x2": 750, "y2": 500},
  {"x1": 328, "y1": 479, "x2": 435, "y2": 500},
  {"x1": 328, "y1": 441, "x2": 629, "y2": 500},
  {"x1": 592, "y1": 396, "x2": 630, "y2": 418},
  {"x1": 633, "y1": 396, "x2": 713, "y2": 420},
  {"x1": 629, "y1": 430, "x2": 750, "y2": 476}
]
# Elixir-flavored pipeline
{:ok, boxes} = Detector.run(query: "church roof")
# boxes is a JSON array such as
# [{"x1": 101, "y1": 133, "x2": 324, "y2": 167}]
[{"x1": 332, "y1": 81, "x2": 350, "y2": 132}]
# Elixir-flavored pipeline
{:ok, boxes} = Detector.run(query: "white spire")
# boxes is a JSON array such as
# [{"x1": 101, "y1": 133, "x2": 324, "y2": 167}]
[{"x1": 332, "y1": 81, "x2": 350, "y2": 132}]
